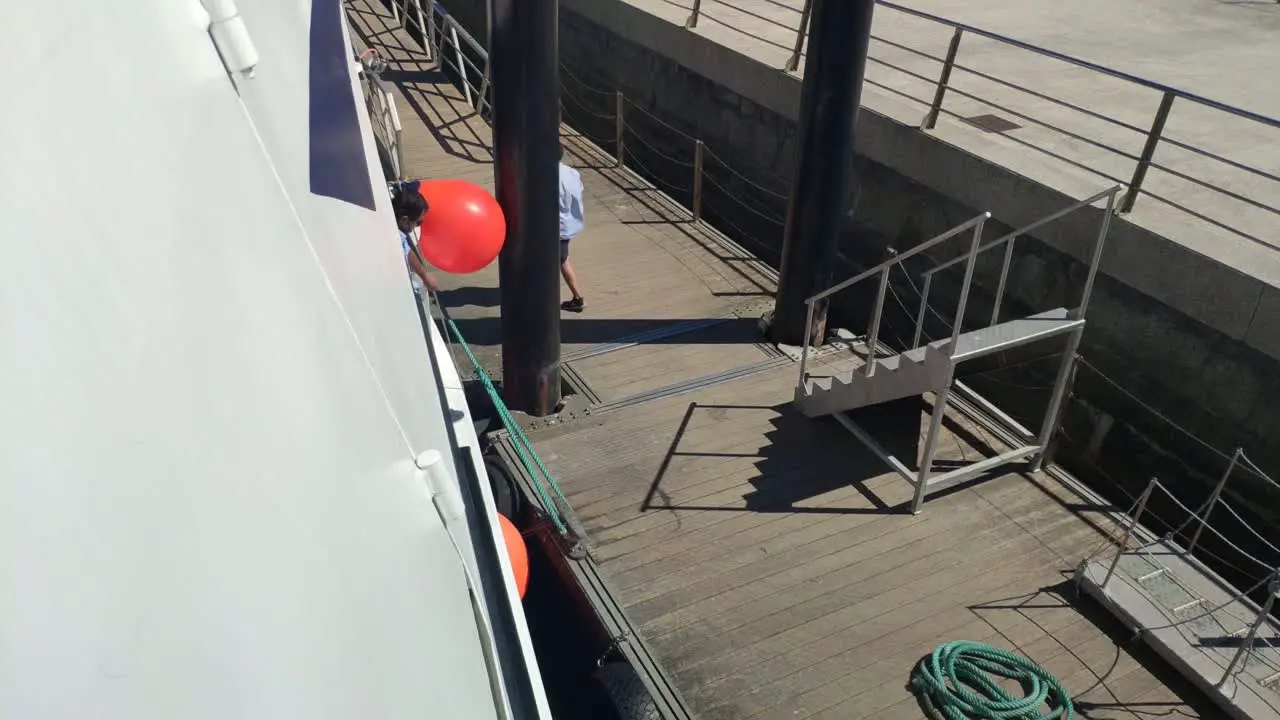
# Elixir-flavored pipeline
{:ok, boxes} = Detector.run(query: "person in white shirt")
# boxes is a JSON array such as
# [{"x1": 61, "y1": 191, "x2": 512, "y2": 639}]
[{"x1": 558, "y1": 144, "x2": 586, "y2": 312}]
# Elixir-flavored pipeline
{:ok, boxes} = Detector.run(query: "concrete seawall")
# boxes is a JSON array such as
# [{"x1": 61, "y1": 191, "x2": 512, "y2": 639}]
[{"x1": 438, "y1": 0, "x2": 1280, "y2": 518}]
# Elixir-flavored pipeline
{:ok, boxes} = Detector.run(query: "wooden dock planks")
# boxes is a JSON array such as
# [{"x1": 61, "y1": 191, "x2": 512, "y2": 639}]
[{"x1": 345, "y1": 5, "x2": 1225, "y2": 718}]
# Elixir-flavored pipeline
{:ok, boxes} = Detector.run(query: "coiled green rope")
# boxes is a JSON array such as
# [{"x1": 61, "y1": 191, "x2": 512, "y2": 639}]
[{"x1": 910, "y1": 641, "x2": 1073, "y2": 720}]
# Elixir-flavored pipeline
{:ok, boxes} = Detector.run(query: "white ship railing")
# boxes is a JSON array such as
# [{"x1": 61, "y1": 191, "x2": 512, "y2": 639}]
[{"x1": 358, "y1": 48, "x2": 406, "y2": 180}]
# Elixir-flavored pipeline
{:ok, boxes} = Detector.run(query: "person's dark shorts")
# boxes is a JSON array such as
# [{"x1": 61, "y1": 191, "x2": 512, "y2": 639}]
[{"x1": 559, "y1": 238, "x2": 570, "y2": 264}]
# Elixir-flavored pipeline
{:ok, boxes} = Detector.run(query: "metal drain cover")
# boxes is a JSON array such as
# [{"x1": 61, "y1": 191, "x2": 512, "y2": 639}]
[{"x1": 964, "y1": 113, "x2": 1021, "y2": 133}]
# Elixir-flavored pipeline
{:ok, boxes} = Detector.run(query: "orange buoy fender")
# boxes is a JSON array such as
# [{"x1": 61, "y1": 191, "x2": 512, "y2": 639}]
[{"x1": 497, "y1": 512, "x2": 529, "y2": 600}]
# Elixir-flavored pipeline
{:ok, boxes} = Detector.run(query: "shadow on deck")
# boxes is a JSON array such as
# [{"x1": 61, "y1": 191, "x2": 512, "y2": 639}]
[{"x1": 346, "y1": 3, "x2": 1232, "y2": 719}]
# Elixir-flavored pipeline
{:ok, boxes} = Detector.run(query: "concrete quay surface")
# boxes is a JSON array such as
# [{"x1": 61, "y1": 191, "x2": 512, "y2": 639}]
[{"x1": 627, "y1": 0, "x2": 1280, "y2": 273}]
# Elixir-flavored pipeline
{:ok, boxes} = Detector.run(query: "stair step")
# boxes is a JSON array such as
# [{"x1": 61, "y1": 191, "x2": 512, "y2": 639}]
[
  {"x1": 875, "y1": 345, "x2": 929, "y2": 373},
  {"x1": 935, "y1": 307, "x2": 1082, "y2": 362},
  {"x1": 795, "y1": 308, "x2": 1085, "y2": 419}
]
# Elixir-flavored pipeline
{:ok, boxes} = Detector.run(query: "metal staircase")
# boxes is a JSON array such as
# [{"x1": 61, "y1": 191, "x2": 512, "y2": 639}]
[{"x1": 794, "y1": 186, "x2": 1122, "y2": 512}]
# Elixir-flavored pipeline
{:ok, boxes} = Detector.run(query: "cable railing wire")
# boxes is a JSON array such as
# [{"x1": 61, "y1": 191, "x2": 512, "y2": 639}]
[
  {"x1": 560, "y1": 91, "x2": 616, "y2": 121},
  {"x1": 694, "y1": 7, "x2": 794, "y2": 53},
  {"x1": 702, "y1": 146, "x2": 789, "y2": 200},
  {"x1": 681, "y1": 0, "x2": 1278, "y2": 243},
  {"x1": 699, "y1": 173, "x2": 786, "y2": 225},
  {"x1": 934, "y1": 82, "x2": 1144, "y2": 163},
  {"x1": 869, "y1": 34, "x2": 948, "y2": 65},
  {"x1": 947, "y1": 63, "x2": 1152, "y2": 137},
  {"x1": 700, "y1": 0, "x2": 799, "y2": 35},
  {"x1": 1145, "y1": 160, "x2": 1280, "y2": 218},
  {"x1": 621, "y1": 123, "x2": 696, "y2": 168}
]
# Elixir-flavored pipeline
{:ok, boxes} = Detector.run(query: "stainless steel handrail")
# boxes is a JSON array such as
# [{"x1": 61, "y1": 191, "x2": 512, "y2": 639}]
[
  {"x1": 922, "y1": 186, "x2": 1122, "y2": 278},
  {"x1": 914, "y1": 187, "x2": 1119, "y2": 337},
  {"x1": 804, "y1": 213, "x2": 989, "y2": 306},
  {"x1": 796, "y1": 212, "x2": 989, "y2": 385}
]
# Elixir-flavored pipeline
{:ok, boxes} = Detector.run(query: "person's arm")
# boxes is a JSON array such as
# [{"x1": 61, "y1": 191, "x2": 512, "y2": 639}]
[{"x1": 407, "y1": 245, "x2": 440, "y2": 292}]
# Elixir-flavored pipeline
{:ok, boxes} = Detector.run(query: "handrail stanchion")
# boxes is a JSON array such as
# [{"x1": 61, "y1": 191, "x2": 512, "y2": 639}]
[
  {"x1": 914, "y1": 377, "x2": 952, "y2": 513},
  {"x1": 1103, "y1": 479, "x2": 1156, "y2": 587},
  {"x1": 921, "y1": 28, "x2": 962, "y2": 130},
  {"x1": 477, "y1": 65, "x2": 491, "y2": 115},
  {"x1": 426, "y1": 2, "x2": 438, "y2": 59},
  {"x1": 384, "y1": 86, "x2": 405, "y2": 179},
  {"x1": 1031, "y1": 329, "x2": 1082, "y2": 472},
  {"x1": 991, "y1": 235, "x2": 1016, "y2": 324},
  {"x1": 947, "y1": 218, "x2": 986, "y2": 354},
  {"x1": 1219, "y1": 571, "x2": 1279, "y2": 687},
  {"x1": 692, "y1": 140, "x2": 705, "y2": 223},
  {"x1": 785, "y1": 0, "x2": 815, "y2": 72},
  {"x1": 415, "y1": 0, "x2": 430, "y2": 61},
  {"x1": 864, "y1": 250, "x2": 896, "y2": 376},
  {"x1": 1076, "y1": 188, "x2": 1117, "y2": 319},
  {"x1": 1188, "y1": 447, "x2": 1241, "y2": 553},
  {"x1": 798, "y1": 300, "x2": 816, "y2": 387},
  {"x1": 1120, "y1": 92, "x2": 1174, "y2": 213},
  {"x1": 615, "y1": 92, "x2": 626, "y2": 169},
  {"x1": 1033, "y1": 188, "x2": 1116, "y2": 473},
  {"x1": 912, "y1": 272, "x2": 932, "y2": 348},
  {"x1": 685, "y1": 0, "x2": 702, "y2": 28},
  {"x1": 450, "y1": 24, "x2": 473, "y2": 107}
]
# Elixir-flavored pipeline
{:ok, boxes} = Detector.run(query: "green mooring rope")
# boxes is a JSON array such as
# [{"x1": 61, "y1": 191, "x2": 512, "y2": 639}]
[
  {"x1": 439, "y1": 312, "x2": 571, "y2": 534},
  {"x1": 910, "y1": 641, "x2": 1073, "y2": 720}
]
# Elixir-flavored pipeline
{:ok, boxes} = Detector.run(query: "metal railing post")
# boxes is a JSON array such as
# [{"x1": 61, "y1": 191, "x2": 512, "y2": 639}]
[
  {"x1": 913, "y1": 272, "x2": 932, "y2": 348},
  {"x1": 915, "y1": 375, "x2": 954, "y2": 513},
  {"x1": 1102, "y1": 479, "x2": 1156, "y2": 587},
  {"x1": 692, "y1": 140, "x2": 705, "y2": 223},
  {"x1": 946, "y1": 219, "x2": 986, "y2": 354},
  {"x1": 991, "y1": 235, "x2": 1017, "y2": 324},
  {"x1": 426, "y1": 3, "x2": 438, "y2": 60},
  {"x1": 477, "y1": 61, "x2": 491, "y2": 115},
  {"x1": 615, "y1": 92, "x2": 626, "y2": 169},
  {"x1": 450, "y1": 25, "x2": 473, "y2": 107},
  {"x1": 785, "y1": 0, "x2": 815, "y2": 72},
  {"x1": 798, "y1": 300, "x2": 817, "y2": 386},
  {"x1": 1188, "y1": 447, "x2": 1240, "y2": 553},
  {"x1": 1219, "y1": 571, "x2": 1279, "y2": 687},
  {"x1": 1076, "y1": 188, "x2": 1118, "y2": 320},
  {"x1": 1120, "y1": 92, "x2": 1174, "y2": 213},
  {"x1": 921, "y1": 28, "x2": 963, "y2": 130},
  {"x1": 865, "y1": 251, "x2": 896, "y2": 377},
  {"x1": 685, "y1": 0, "x2": 702, "y2": 28},
  {"x1": 1031, "y1": 326, "x2": 1083, "y2": 472},
  {"x1": 415, "y1": 0, "x2": 430, "y2": 60}
]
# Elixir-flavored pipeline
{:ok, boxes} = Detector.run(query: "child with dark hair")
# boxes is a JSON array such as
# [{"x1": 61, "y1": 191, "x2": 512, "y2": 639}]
[{"x1": 391, "y1": 184, "x2": 440, "y2": 295}]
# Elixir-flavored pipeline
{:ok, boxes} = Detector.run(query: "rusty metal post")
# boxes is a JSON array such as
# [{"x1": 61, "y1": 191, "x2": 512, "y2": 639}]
[
  {"x1": 615, "y1": 91, "x2": 625, "y2": 169},
  {"x1": 1120, "y1": 91, "x2": 1174, "y2": 213},
  {"x1": 692, "y1": 139, "x2": 705, "y2": 222},
  {"x1": 921, "y1": 28, "x2": 962, "y2": 130},
  {"x1": 785, "y1": 0, "x2": 815, "y2": 72}
]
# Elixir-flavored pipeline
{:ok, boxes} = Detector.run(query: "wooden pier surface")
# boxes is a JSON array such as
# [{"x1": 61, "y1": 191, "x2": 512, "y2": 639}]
[{"x1": 347, "y1": 4, "x2": 1227, "y2": 719}]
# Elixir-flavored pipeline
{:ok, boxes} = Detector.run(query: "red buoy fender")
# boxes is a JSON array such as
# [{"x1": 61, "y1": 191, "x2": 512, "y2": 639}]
[
  {"x1": 416, "y1": 180, "x2": 506, "y2": 274},
  {"x1": 497, "y1": 512, "x2": 529, "y2": 600}
]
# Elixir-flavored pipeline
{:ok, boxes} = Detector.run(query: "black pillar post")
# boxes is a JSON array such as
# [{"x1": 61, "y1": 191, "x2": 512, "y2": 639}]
[
  {"x1": 490, "y1": 0, "x2": 562, "y2": 416},
  {"x1": 770, "y1": 0, "x2": 876, "y2": 346}
]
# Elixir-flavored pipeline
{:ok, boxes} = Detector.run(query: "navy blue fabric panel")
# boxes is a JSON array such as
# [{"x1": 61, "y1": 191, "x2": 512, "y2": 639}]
[{"x1": 309, "y1": 0, "x2": 377, "y2": 210}]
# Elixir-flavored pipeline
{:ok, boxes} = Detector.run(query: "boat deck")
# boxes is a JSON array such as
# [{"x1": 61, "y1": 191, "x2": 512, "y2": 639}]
[{"x1": 345, "y1": 4, "x2": 1227, "y2": 718}]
